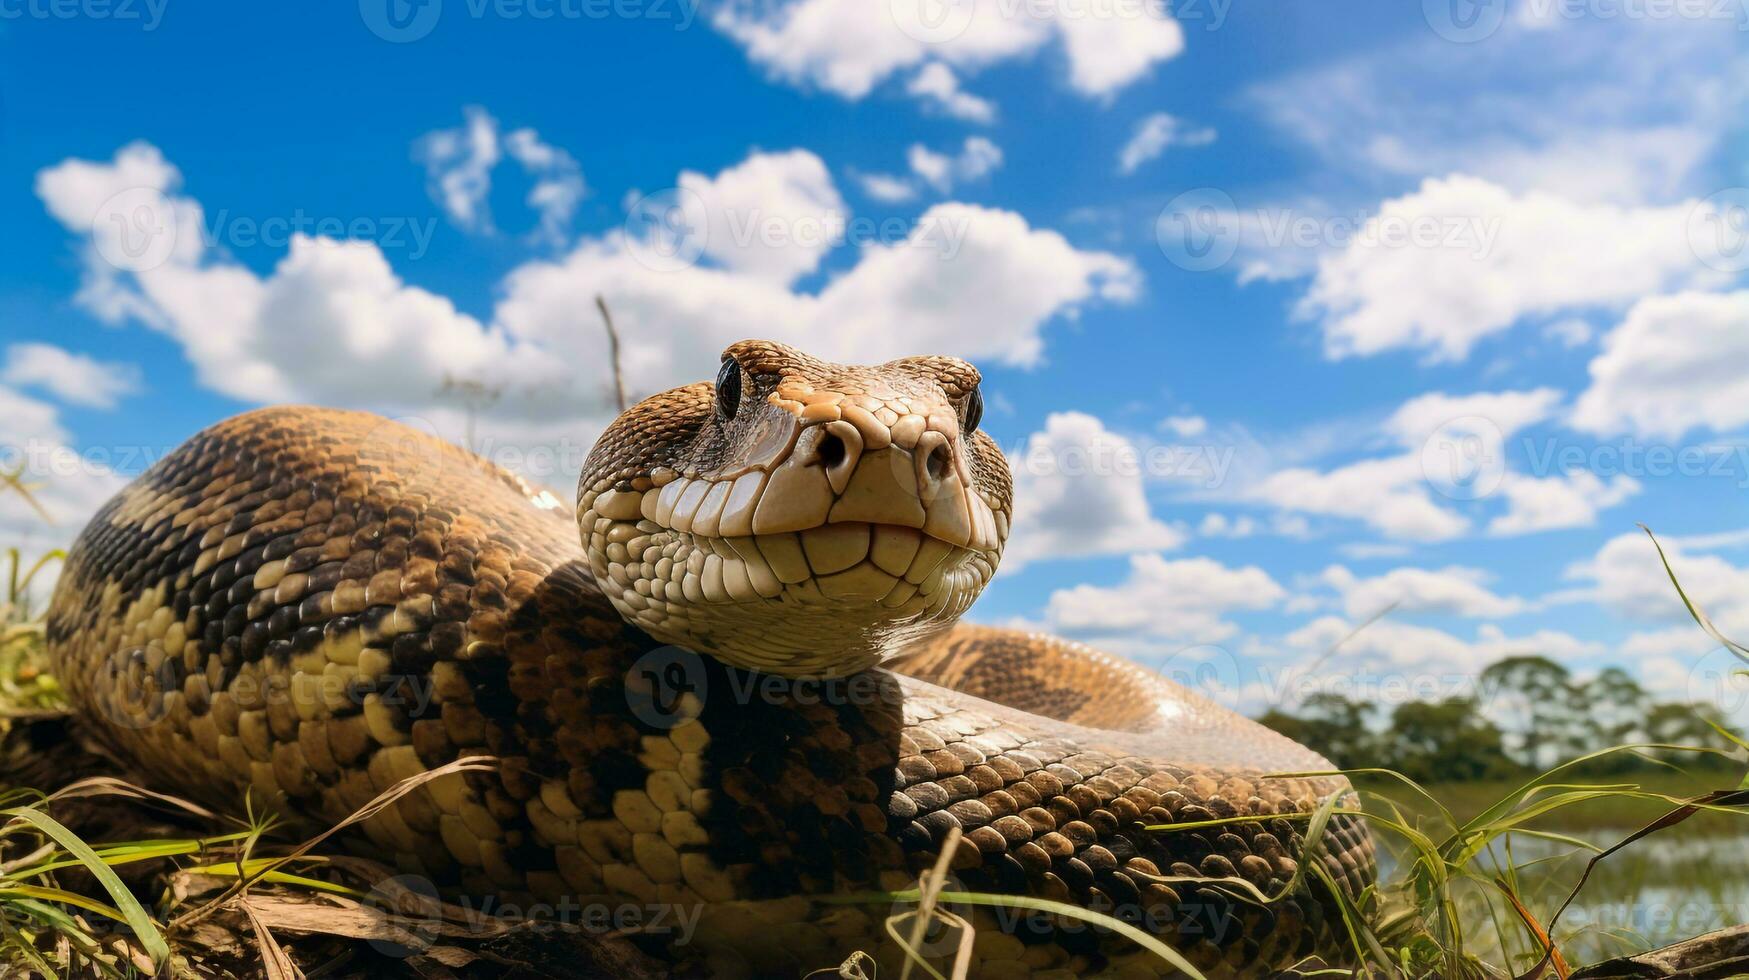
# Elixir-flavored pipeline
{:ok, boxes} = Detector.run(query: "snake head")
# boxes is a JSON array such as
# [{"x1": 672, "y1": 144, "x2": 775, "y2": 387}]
[{"x1": 577, "y1": 340, "x2": 1012, "y2": 678}]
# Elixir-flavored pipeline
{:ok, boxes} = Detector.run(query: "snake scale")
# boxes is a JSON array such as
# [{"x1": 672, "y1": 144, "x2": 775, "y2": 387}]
[{"x1": 45, "y1": 341, "x2": 1374, "y2": 978}]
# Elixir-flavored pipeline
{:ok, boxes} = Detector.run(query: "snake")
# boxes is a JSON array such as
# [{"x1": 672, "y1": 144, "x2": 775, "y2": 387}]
[{"x1": 44, "y1": 340, "x2": 1374, "y2": 978}]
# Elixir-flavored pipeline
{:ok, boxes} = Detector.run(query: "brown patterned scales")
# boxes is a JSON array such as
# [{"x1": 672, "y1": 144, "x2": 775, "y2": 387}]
[{"x1": 47, "y1": 341, "x2": 1374, "y2": 978}]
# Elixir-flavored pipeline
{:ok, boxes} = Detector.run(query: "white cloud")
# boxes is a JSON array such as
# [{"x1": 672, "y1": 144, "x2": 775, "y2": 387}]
[
  {"x1": 1197, "y1": 512, "x2": 1310, "y2": 540},
  {"x1": 501, "y1": 202, "x2": 1138, "y2": 383},
  {"x1": 860, "y1": 138, "x2": 1005, "y2": 203},
  {"x1": 1245, "y1": 17, "x2": 1738, "y2": 204},
  {"x1": 908, "y1": 137, "x2": 1003, "y2": 193},
  {"x1": 1286, "y1": 617, "x2": 1601, "y2": 672},
  {"x1": 1565, "y1": 530, "x2": 1749, "y2": 632},
  {"x1": 1002, "y1": 411, "x2": 1184, "y2": 569},
  {"x1": 905, "y1": 63, "x2": 996, "y2": 123},
  {"x1": 853, "y1": 171, "x2": 919, "y2": 203},
  {"x1": 710, "y1": 0, "x2": 1182, "y2": 107},
  {"x1": 1337, "y1": 542, "x2": 1411, "y2": 560},
  {"x1": 1319, "y1": 564, "x2": 1527, "y2": 619},
  {"x1": 1486, "y1": 470, "x2": 1641, "y2": 536},
  {"x1": 1572, "y1": 291, "x2": 1749, "y2": 439},
  {"x1": 0, "y1": 385, "x2": 129, "y2": 560},
  {"x1": 676, "y1": 148, "x2": 847, "y2": 285},
  {"x1": 1544, "y1": 318, "x2": 1594, "y2": 348},
  {"x1": 414, "y1": 106, "x2": 501, "y2": 232},
  {"x1": 1116, "y1": 112, "x2": 1215, "y2": 175},
  {"x1": 415, "y1": 107, "x2": 586, "y2": 244},
  {"x1": 1041, "y1": 553, "x2": 1284, "y2": 644},
  {"x1": 1245, "y1": 387, "x2": 1621, "y2": 543},
  {"x1": 1251, "y1": 454, "x2": 1469, "y2": 542},
  {"x1": 3, "y1": 343, "x2": 140, "y2": 409},
  {"x1": 1298, "y1": 176, "x2": 1718, "y2": 362},
  {"x1": 1198, "y1": 513, "x2": 1255, "y2": 538},
  {"x1": 1384, "y1": 387, "x2": 1564, "y2": 447},
  {"x1": 38, "y1": 143, "x2": 1137, "y2": 466},
  {"x1": 503, "y1": 127, "x2": 586, "y2": 246},
  {"x1": 1160, "y1": 414, "x2": 1206, "y2": 437}
]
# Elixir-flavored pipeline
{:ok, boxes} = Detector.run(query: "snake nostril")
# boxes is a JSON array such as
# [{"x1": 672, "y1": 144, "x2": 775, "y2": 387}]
[
  {"x1": 818, "y1": 431, "x2": 848, "y2": 470},
  {"x1": 924, "y1": 442, "x2": 951, "y2": 484}
]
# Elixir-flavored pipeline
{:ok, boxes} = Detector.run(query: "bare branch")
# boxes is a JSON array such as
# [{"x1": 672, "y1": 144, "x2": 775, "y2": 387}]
[{"x1": 596, "y1": 295, "x2": 629, "y2": 414}]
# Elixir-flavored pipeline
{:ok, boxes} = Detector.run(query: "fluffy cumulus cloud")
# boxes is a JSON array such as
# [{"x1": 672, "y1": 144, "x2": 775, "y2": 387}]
[
  {"x1": 1298, "y1": 176, "x2": 1719, "y2": 363},
  {"x1": 710, "y1": 0, "x2": 1182, "y2": 109},
  {"x1": 1318, "y1": 564, "x2": 1527, "y2": 619},
  {"x1": 905, "y1": 63, "x2": 996, "y2": 123},
  {"x1": 674, "y1": 148, "x2": 847, "y2": 285},
  {"x1": 1282, "y1": 616, "x2": 1601, "y2": 676},
  {"x1": 1002, "y1": 411, "x2": 1185, "y2": 569},
  {"x1": 415, "y1": 106, "x2": 585, "y2": 244},
  {"x1": 35, "y1": 142, "x2": 1137, "y2": 471},
  {"x1": 1040, "y1": 553, "x2": 1285, "y2": 645},
  {"x1": 1571, "y1": 291, "x2": 1749, "y2": 439},
  {"x1": 1566, "y1": 531, "x2": 1749, "y2": 631},
  {"x1": 1116, "y1": 112, "x2": 1215, "y2": 175},
  {"x1": 1247, "y1": 387, "x2": 1635, "y2": 541},
  {"x1": 1559, "y1": 530, "x2": 1749, "y2": 669},
  {"x1": 3, "y1": 343, "x2": 140, "y2": 409},
  {"x1": 1486, "y1": 470, "x2": 1640, "y2": 537}
]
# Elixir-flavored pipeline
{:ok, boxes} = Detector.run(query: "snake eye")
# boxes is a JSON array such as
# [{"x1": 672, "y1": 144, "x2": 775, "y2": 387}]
[
  {"x1": 716, "y1": 358, "x2": 742, "y2": 421},
  {"x1": 962, "y1": 386, "x2": 983, "y2": 435}
]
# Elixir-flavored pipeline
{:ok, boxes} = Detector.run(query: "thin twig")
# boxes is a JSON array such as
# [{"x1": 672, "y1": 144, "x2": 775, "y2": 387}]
[{"x1": 596, "y1": 295, "x2": 629, "y2": 413}]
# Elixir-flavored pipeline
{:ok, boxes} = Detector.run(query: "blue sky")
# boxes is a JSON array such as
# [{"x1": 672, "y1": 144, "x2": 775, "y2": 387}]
[{"x1": 2, "y1": 0, "x2": 1747, "y2": 720}]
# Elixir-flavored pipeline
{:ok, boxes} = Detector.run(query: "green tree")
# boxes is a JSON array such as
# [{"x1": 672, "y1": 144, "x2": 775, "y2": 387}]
[
  {"x1": 1385, "y1": 697, "x2": 1515, "y2": 783},
  {"x1": 1258, "y1": 692, "x2": 1376, "y2": 770},
  {"x1": 1479, "y1": 656, "x2": 1583, "y2": 768}
]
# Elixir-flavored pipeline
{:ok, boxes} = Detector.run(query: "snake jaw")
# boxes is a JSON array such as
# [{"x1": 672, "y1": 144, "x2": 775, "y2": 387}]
[{"x1": 577, "y1": 343, "x2": 1011, "y2": 678}]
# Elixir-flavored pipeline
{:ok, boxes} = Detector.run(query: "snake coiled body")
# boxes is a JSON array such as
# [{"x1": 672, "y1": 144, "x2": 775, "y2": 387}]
[{"x1": 47, "y1": 343, "x2": 1374, "y2": 978}]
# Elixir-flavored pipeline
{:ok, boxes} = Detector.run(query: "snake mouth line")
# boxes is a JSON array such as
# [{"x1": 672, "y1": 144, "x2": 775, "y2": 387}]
[{"x1": 580, "y1": 460, "x2": 1005, "y2": 674}]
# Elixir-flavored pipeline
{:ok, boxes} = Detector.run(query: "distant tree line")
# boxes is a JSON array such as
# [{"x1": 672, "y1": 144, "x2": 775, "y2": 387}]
[{"x1": 1256, "y1": 655, "x2": 1744, "y2": 783}]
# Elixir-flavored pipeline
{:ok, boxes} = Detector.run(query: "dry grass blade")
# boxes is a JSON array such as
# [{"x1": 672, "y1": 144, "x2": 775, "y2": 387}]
[
  {"x1": 240, "y1": 895, "x2": 302, "y2": 980},
  {"x1": 1511, "y1": 786, "x2": 1749, "y2": 980},
  {"x1": 889, "y1": 824, "x2": 973, "y2": 980},
  {"x1": 1494, "y1": 876, "x2": 1569, "y2": 979},
  {"x1": 169, "y1": 755, "x2": 497, "y2": 933},
  {"x1": 0, "y1": 467, "x2": 52, "y2": 526},
  {"x1": 45, "y1": 775, "x2": 221, "y2": 820}
]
